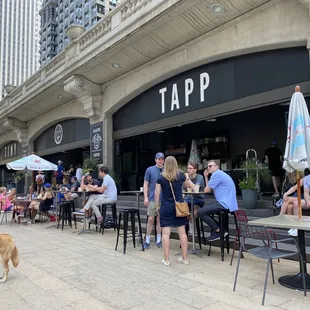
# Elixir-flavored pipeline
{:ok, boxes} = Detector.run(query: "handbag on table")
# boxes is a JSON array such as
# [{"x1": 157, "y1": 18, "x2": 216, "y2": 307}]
[{"x1": 169, "y1": 181, "x2": 190, "y2": 217}]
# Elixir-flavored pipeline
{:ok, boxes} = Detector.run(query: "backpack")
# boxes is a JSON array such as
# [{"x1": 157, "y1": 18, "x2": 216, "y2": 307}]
[{"x1": 104, "y1": 216, "x2": 114, "y2": 228}]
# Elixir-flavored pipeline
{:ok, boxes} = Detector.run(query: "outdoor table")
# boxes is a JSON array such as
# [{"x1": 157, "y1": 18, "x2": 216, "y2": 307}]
[
  {"x1": 71, "y1": 191, "x2": 100, "y2": 235},
  {"x1": 120, "y1": 190, "x2": 143, "y2": 211},
  {"x1": 175, "y1": 191, "x2": 206, "y2": 258},
  {"x1": 248, "y1": 215, "x2": 310, "y2": 291},
  {"x1": 185, "y1": 191, "x2": 206, "y2": 257}
]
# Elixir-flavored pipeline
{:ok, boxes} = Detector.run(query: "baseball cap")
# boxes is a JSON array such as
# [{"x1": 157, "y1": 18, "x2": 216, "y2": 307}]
[
  {"x1": 271, "y1": 140, "x2": 278, "y2": 146},
  {"x1": 155, "y1": 152, "x2": 165, "y2": 159},
  {"x1": 44, "y1": 183, "x2": 52, "y2": 188}
]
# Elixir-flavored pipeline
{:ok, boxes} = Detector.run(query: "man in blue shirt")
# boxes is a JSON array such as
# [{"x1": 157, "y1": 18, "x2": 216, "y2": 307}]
[
  {"x1": 197, "y1": 160, "x2": 238, "y2": 241},
  {"x1": 56, "y1": 160, "x2": 64, "y2": 189},
  {"x1": 143, "y1": 152, "x2": 165, "y2": 249}
]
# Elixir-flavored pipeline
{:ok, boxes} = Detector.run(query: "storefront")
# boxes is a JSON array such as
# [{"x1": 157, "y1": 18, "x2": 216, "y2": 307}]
[
  {"x1": 34, "y1": 118, "x2": 91, "y2": 184},
  {"x1": 0, "y1": 141, "x2": 23, "y2": 191},
  {"x1": 113, "y1": 47, "x2": 310, "y2": 191}
]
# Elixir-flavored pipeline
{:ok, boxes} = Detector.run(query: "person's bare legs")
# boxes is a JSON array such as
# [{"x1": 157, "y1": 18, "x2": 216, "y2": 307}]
[
  {"x1": 177, "y1": 225, "x2": 188, "y2": 261},
  {"x1": 146, "y1": 216, "x2": 155, "y2": 243},
  {"x1": 272, "y1": 176, "x2": 279, "y2": 194},
  {"x1": 287, "y1": 203, "x2": 294, "y2": 215},
  {"x1": 156, "y1": 215, "x2": 161, "y2": 239},
  {"x1": 162, "y1": 227, "x2": 171, "y2": 262},
  {"x1": 292, "y1": 200, "x2": 307, "y2": 215},
  {"x1": 280, "y1": 200, "x2": 289, "y2": 215}
]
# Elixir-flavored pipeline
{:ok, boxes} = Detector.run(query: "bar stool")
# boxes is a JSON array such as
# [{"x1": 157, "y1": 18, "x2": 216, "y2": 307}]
[
  {"x1": 98, "y1": 202, "x2": 117, "y2": 235},
  {"x1": 115, "y1": 208, "x2": 144, "y2": 254},
  {"x1": 208, "y1": 210, "x2": 236, "y2": 261},
  {"x1": 196, "y1": 218, "x2": 207, "y2": 249},
  {"x1": 57, "y1": 201, "x2": 76, "y2": 230}
]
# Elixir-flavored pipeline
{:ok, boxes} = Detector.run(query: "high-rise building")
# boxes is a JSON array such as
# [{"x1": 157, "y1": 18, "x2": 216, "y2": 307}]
[
  {"x1": 39, "y1": 0, "x2": 58, "y2": 64},
  {"x1": 0, "y1": 0, "x2": 42, "y2": 99},
  {"x1": 40, "y1": 0, "x2": 118, "y2": 66}
]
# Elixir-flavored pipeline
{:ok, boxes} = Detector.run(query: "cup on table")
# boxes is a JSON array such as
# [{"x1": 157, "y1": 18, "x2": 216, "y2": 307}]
[
  {"x1": 187, "y1": 188, "x2": 192, "y2": 193},
  {"x1": 140, "y1": 187, "x2": 143, "y2": 192},
  {"x1": 194, "y1": 185, "x2": 200, "y2": 193}
]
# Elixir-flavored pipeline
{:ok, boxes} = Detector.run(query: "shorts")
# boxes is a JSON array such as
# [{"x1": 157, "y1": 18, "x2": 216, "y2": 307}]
[
  {"x1": 147, "y1": 201, "x2": 158, "y2": 217},
  {"x1": 3, "y1": 205, "x2": 13, "y2": 211}
]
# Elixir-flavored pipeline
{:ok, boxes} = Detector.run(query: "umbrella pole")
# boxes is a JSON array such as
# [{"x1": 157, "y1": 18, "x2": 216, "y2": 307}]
[{"x1": 297, "y1": 170, "x2": 302, "y2": 219}]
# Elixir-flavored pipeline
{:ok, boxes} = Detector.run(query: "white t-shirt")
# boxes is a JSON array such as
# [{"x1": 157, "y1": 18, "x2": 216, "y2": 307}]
[
  {"x1": 76, "y1": 168, "x2": 83, "y2": 182},
  {"x1": 102, "y1": 174, "x2": 117, "y2": 201}
]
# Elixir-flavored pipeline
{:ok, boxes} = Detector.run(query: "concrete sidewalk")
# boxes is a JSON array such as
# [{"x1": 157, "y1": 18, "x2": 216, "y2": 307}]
[{"x1": 0, "y1": 221, "x2": 309, "y2": 310}]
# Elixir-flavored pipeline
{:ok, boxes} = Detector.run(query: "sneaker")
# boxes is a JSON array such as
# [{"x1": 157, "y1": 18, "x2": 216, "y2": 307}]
[
  {"x1": 142, "y1": 242, "x2": 150, "y2": 250},
  {"x1": 207, "y1": 232, "x2": 221, "y2": 241},
  {"x1": 272, "y1": 193, "x2": 280, "y2": 198},
  {"x1": 156, "y1": 241, "x2": 162, "y2": 248},
  {"x1": 161, "y1": 258, "x2": 170, "y2": 267},
  {"x1": 177, "y1": 257, "x2": 189, "y2": 265},
  {"x1": 288, "y1": 228, "x2": 298, "y2": 237}
]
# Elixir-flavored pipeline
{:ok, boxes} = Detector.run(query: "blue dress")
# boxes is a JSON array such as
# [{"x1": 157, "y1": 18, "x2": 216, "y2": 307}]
[{"x1": 157, "y1": 172, "x2": 187, "y2": 227}]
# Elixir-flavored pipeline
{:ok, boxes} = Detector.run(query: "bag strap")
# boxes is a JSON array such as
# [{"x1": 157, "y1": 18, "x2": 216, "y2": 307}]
[{"x1": 169, "y1": 181, "x2": 177, "y2": 203}]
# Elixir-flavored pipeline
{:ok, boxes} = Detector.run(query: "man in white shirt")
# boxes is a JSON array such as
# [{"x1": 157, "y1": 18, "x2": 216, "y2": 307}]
[
  {"x1": 80, "y1": 166, "x2": 117, "y2": 227},
  {"x1": 75, "y1": 164, "x2": 83, "y2": 183}
]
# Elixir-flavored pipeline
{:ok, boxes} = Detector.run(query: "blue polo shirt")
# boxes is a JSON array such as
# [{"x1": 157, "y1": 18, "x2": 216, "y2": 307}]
[
  {"x1": 208, "y1": 169, "x2": 238, "y2": 211},
  {"x1": 144, "y1": 165, "x2": 163, "y2": 201}
]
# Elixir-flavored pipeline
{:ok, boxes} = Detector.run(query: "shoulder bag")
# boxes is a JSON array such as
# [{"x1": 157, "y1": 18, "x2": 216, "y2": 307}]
[{"x1": 169, "y1": 181, "x2": 190, "y2": 217}]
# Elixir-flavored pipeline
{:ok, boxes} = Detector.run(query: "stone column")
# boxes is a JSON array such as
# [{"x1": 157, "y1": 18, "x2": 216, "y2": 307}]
[
  {"x1": 103, "y1": 113, "x2": 114, "y2": 170},
  {"x1": 2, "y1": 117, "x2": 30, "y2": 193}
]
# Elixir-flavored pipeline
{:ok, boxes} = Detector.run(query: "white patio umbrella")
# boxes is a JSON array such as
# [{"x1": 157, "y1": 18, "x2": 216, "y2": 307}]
[
  {"x1": 189, "y1": 140, "x2": 201, "y2": 164},
  {"x1": 283, "y1": 85, "x2": 310, "y2": 218},
  {"x1": 6, "y1": 154, "x2": 58, "y2": 171}
]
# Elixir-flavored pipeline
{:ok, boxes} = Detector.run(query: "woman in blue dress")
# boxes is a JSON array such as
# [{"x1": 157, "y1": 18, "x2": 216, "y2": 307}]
[{"x1": 155, "y1": 156, "x2": 195, "y2": 266}]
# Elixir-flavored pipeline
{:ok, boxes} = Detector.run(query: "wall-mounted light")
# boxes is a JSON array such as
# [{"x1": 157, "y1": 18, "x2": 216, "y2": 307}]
[
  {"x1": 157, "y1": 130, "x2": 165, "y2": 133},
  {"x1": 206, "y1": 118, "x2": 217, "y2": 122}
]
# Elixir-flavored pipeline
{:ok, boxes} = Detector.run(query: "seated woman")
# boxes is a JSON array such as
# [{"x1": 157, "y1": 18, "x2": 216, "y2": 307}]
[
  {"x1": 0, "y1": 187, "x2": 14, "y2": 212},
  {"x1": 8, "y1": 188, "x2": 25, "y2": 223},
  {"x1": 39, "y1": 183, "x2": 54, "y2": 215},
  {"x1": 29, "y1": 179, "x2": 45, "y2": 223},
  {"x1": 279, "y1": 171, "x2": 300, "y2": 215}
]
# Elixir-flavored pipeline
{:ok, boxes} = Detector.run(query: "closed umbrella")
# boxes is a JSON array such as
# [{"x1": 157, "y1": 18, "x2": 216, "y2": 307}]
[
  {"x1": 283, "y1": 85, "x2": 310, "y2": 218},
  {"x1": 189, "y1": 140, "x2": 201, "y2": 164},
  {"x1": 6, "y1": 154, "x2": 58, "y2": 171}
]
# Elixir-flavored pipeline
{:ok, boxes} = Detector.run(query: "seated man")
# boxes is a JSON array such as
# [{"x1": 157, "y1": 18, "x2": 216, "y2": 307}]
[
  {"x1": 70, "y1": 176, "x2": 80, "y2": 192},
  {"x1": 197, "y1": 160, "x2": 238, "y2": 241},
  {"x1": 80, "y1": 166, "x2": 117, "y2": 227}
]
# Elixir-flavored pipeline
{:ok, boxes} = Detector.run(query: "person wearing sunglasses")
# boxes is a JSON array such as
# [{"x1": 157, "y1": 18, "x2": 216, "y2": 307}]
[{"x1": 197, "y1": 160, "x2": 238, "y2": 241}]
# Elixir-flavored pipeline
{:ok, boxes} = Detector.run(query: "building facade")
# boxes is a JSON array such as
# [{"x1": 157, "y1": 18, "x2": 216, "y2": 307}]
[
  {"x1": 40, "y1": 0, "x2": 119, "y2": 65},
  {"x1": 0, "y1": 0, "x2": 310, "y2": 191},
  {"x1": 0, "y1": 0, "x2": 42, "y2": 99}
]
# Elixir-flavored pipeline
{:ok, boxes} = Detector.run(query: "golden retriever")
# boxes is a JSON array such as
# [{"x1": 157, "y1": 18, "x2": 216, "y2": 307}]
[{"x1": 0, "y1": 234, "x2": 19, "y2": 282}]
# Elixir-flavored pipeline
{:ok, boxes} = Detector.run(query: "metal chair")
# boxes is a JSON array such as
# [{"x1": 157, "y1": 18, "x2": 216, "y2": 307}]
[
  {"x1": 233, "y1": 222, "x2": 306, "y2": 306},
  {"x1": 230, "y1": 210, "x2": 280, "y2": 266}
]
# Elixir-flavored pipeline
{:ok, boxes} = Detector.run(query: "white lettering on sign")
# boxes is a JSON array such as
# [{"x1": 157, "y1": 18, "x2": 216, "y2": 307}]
[
  {"x1": 93, "y1": 128, "x2": 100, "y2": 133},
  {"x1": 200, "y1": 72, "x2": 210, "y2": 102},
  {"x1": 159, "y1": 72, "x2": 210, "y2": 114},
  {"x1": 171, "y1": 83, "x2": 180, "y2": 111},
  {"x1": 159, "y1": 87, "x2": 167, "y2": 114},
  {"x1": 185, "y1": 78, "x2": 194, "y2": 107}
]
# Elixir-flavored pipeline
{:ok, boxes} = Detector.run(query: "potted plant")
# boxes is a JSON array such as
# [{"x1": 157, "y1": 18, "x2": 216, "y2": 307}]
[
  {"x1": 239, "y1": 160, "x2": 270, "y2": 209},
  {"x1": 82, "y1": 157, "x2": 98, "y2": 177}
]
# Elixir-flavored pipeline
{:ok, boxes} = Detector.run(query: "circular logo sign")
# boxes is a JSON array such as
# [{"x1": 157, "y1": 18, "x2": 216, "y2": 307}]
[{"x1": 54, "y1": 124, "x2": 63, "y2": 145}]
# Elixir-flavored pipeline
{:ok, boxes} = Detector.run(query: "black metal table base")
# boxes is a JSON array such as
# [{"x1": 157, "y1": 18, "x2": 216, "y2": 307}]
[{"x1": 278, "y1": 272, "x2": 310, "y2": 291}]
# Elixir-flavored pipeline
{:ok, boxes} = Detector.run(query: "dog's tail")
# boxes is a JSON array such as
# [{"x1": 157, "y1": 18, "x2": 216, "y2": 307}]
[{"x1": 11, "y1": 246, "x2": 19, "y2": 268}]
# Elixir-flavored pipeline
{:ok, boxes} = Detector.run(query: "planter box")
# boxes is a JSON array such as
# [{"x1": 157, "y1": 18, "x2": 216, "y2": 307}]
[{"x1": 241, "y1": 189, "x2": 258, "y2": 209}]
